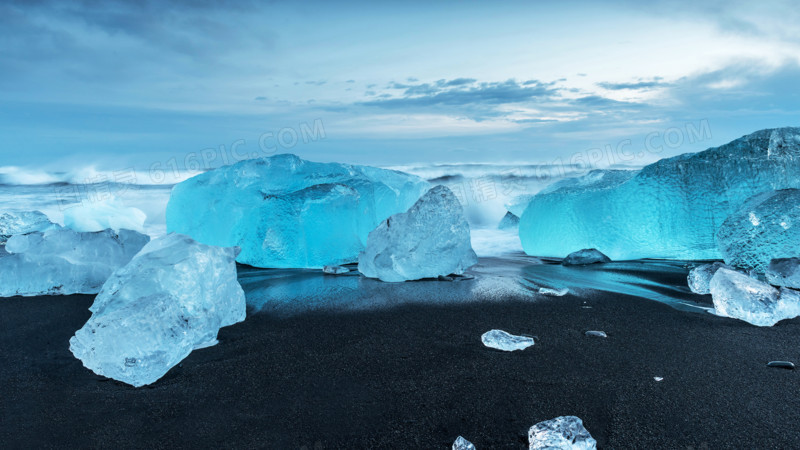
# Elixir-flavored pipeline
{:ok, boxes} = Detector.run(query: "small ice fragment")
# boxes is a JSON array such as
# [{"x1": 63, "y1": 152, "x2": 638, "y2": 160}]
[
  {"x1": 539, "y1": 287, "x2": 569, "y2": 297},
  {"x1": 528, "y1": 416, "x2": 597, "y2": 450},
  {"x1": 687, "y1": 262, "x2": 733, "y2": 295},
  {"x1": 654, "y1": 376, "x2": 664, "y2": 382},
  {"x1": 323, "y1": 265, "x2": 350, "y2": 275},
  {"x1": 562, "y1": 248, "x2": 611, "y2": 266},
  {"x1": 498, "y1": 211, "x2": 520, "y2": 230},
  {"x1": 585, "y1": 330, "x2": 607, "y2": 338},
  {"x1": 767, "y1": 361, "x2": 795, "y2": 370},
  {"x1": 766, "y1": 257, "x2": 800, "y2": 289},
  {"x1": 453, "y1": 436, "x2": 476, "y2": 450},
  {"x1": 481, "y1": 330, "x2": 535, "y2": 352}
]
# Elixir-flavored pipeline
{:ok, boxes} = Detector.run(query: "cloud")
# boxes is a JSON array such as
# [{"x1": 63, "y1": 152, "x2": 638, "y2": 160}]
[
  {"x1": 361, "y1": 78, "x2": 561, "y2": 109},
  {"x1": 597, "y1": 79, "x2": 670, "y2": 90}
]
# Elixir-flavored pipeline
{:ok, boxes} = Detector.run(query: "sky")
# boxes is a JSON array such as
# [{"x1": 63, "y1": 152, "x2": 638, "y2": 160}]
[{"x1": 1, "y1": 0, "x2": 799, "y2": 172}]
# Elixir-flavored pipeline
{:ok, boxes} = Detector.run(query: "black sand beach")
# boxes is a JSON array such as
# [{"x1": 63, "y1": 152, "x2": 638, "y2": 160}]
[{"x1": 2, "y1": 268, "x2": 800, "y2": 449}]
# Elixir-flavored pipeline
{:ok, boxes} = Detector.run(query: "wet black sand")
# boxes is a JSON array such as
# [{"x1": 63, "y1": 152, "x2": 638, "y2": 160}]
[{"x1": 2, "y1": 282, "x2": 800, "y2": 448}]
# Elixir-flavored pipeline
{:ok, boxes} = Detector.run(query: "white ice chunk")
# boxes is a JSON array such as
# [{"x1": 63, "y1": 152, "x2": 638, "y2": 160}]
[
  {"x1": 766, "y1": 257, "x2": 800, "y2": 289},
  {"x1": 528, "y1": 416, "x2": 597, "y2": 450},
  {"x1": 453, "y1": 436, "x2": 476, "y2": 450},
  {"x1": 539, "y1": 287, "x2": 569, "y2": 296},
  {"x1": 481, "y1": 329, "x2": 534, "y2": 351},
  {"x1": 716, "y1": 189, "x2": 800, "y2": 272},
  {"x1": 166, "y1": 154, "x2": 429, "y2": 268},
  {"x1": 0, "y1": 228, "x2": 149, "y2": 296},
  {"x1": 562, "y1": 249, "x2": 611, "y2": 266},
  {"x1": 63, "y1": 197, "x2": 147, "y2": 232},
  {"x1": 323, "y1": 265, "x2": 350, "y2": 275},
  {"x1": 69, "y1": 233, "x2": 246, "y2": 387},
  {"x1": 709, "y1": 268, "x2": 800, "y2": 326},
  {"x1": 687, "y1": 262, "x2": 733, "y2": 294},
  {"x1": 0, "y1": 210, "x2": 58, "y2": 242},
  {"x1": 358, "y1": 185, "x2": 478, "y2": 282}
]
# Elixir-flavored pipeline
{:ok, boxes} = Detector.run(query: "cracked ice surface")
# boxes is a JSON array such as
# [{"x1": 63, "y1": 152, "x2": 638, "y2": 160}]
[
  {"x1": 716, "y1": 189, "x2": 800, "y2": 272},
  {"x1": 69, "y1": 233, "x2": 246, "y2": 387}
]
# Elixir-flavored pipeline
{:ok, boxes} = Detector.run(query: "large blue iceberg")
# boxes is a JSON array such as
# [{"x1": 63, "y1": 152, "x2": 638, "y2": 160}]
[
  {"x1": 519, "y1": 128, "x2": 800, "y2": 260},
  {"x1": 166, "y1": 154, "x2": 429, "y2": 268}
]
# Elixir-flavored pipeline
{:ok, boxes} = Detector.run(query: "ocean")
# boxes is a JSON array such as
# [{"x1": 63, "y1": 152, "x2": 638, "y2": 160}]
[{"x1": 0, "y1": 161, "x2": 605, "y2": 257}]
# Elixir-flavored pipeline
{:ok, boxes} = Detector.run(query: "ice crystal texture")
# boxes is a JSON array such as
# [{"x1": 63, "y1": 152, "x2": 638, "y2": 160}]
[
  {"x1": 358, "y1": 185, "x2": 478, "y2": 282},
  {"x1": 0, "y1": 228, "x2": 149, "y2": 296},
  {"x1": 528, "y1": 416, "x2": 597, "y2": 450},
  {"x1": 69, "y1": 233, "x2": 246, "y2": 387}
]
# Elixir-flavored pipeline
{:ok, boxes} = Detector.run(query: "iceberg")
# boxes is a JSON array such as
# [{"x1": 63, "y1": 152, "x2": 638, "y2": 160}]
[
  {"x1": 69, "y1": 233, "x2": 246, "y2": 387},
  {"x1": 453, "y1": 436, "x2": 476, "y2": 450},
  {"x1": 0, "y1": 210, "x2": 59, "y2": 243},
  {"x1": 687, "y1": 262, "x2": 733, "y2": 295},
  {"x1": 358, "y1": 185, "x2": 478, "y2": 282},
  {"x1": 562, "y1": 248, "x2": 611, "y2": 266},
  {"x1": 766, "y1": 258, "x2": 800, "y2": 289},
  {"x1": 323, "y1": 265, "x2": 351, "y2": 275},
  {"x1": 520, "y1": 128, "x2": 800, "y2": 260},
  {"x1": 481, "y1": 329, "x2": 535, "y2": 351},
  {"x1": 166, "y1": 154, "x2": 429, "y2": 268},
  {"x1": 539, "y1": 287, "x2": 569, "y2": 296},
  {"x1": 528, "y1": 416, "x2": 597, "y2": 450},
  {"x1": 716, "y1": 189, "x2": 800, "y2": 272},
  {"x1": 0, "y1": 228, "x2": 149, "y2": 297},
  {"x1": 498, "y1": 211, "x2": 520, "y2": 230},
  {"x1": 63, "y1": 197, "x2": 147, "y2": 232},
  {"x1": 709, "y1": 268, "x2": 800, "y2": 326},
  {"x1": 585, "y1": 330, "x2": 607, "y2": 338}
]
